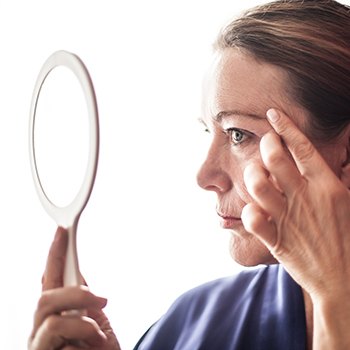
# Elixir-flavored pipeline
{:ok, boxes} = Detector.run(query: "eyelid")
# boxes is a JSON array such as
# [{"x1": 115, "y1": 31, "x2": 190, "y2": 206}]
[
  {"x1": 224, "y1": 127, "x2": 251, "y2": 135},
  {"x1": 224, "y1": 127, "x2": 252, "y2": 145}
]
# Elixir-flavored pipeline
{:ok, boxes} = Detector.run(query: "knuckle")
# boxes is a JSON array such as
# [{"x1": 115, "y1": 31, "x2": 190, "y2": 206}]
[
  {"x1": 76, "y1": 286, "x2": 92, "y2": 299},
  {"x1": 275, "y1": 120, "x2": 290, "y2": 136},
  {"x1": 42, "y1": 314, "x2": 60, "y2": 332},
  {"x1": 70, "y1": 286, "x2": 95, "y2": 306},
  {"x1": 264, "y1": 149, "x2": 284, "y2": 169},
  {"x1": 251, "y1": 181, "x2": 269, "y2": 197},
  {"x1": 293, "y1": 139, "x2": 314, "y2": 163},
  {"x1": 82, "y1": 316, "x2": 99, "y2": 333},
  {"x1": 248, "y1": 176, "x2": 270, "y2": 198},
  {"x1": 37, "y1": 291, "x2": 50, "y2": 311}
]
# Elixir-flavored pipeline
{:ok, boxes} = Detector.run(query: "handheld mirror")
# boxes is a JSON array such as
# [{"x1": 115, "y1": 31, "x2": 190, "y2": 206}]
[{"x1": 29, "y1": 50, "x2": 99, "y2": 287}]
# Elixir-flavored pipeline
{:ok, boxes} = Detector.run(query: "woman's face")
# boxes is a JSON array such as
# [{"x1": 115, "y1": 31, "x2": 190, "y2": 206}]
[{"x1": 197, "y1": 49, "x2": 346, "y2": 266}]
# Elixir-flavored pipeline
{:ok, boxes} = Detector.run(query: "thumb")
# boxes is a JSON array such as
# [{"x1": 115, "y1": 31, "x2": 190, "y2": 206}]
[{"x1": 42, "y1": 227, "x2": 68, "y2": 291}]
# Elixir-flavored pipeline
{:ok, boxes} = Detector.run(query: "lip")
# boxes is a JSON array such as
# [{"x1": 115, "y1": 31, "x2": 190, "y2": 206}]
[{"x1": 217, "y1": 212, "x2": 242, "y2": 229}]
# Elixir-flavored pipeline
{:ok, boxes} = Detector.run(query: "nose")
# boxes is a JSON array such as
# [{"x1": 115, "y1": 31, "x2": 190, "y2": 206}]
[{"x1": 196, "y1": 141, "x2": 232, "y2": 194}]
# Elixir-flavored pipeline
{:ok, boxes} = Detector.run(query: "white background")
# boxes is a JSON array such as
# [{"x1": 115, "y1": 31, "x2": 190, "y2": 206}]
[{"x1": 1, "y1": 1, "x2": 347, "y2": 349}]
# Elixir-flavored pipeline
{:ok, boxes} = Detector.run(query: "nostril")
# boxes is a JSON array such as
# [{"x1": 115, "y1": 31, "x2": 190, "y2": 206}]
[
  {"x1": 205, "y1": 184, "x2": 221, "y2": 192},
  {"x1": 197, "y1": 168, "x2": 232, "y2": 194}
]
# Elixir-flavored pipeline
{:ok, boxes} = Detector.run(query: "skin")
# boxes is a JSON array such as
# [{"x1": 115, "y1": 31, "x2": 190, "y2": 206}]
[
  {"x1": 28, "y1": 228, "x2": 121, "y2": 350},
  {"x1": 197, "y1": 49, "x2": 348, "y2": 266},
  {"x1": 197, "y1": 49, "x2": 350, "y2": 349},
  {"x1": 29, "y1": 49, "x2": 350, "y2": 349}
]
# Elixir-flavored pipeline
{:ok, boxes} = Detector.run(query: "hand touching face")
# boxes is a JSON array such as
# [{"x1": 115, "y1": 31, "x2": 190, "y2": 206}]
[
  {"x1": 197, "y1": 49, "x2": 350, "y2": 267},
  {"x1": 242, "y1": 108, "x2": 350, "y2": 298}
]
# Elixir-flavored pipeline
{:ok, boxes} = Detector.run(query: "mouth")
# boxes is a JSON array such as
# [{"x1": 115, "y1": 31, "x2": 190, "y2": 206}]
[{"x1": 217, "y1": 212, "x2": 242, "y2": 229}]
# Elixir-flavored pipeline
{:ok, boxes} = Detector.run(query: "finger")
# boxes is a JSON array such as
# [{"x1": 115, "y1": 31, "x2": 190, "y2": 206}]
[
  {"x1": 42, "y1": 227, "x2": 68, "y2": 291},
  {"x1": 266, "y1": 109, "x2": 330, "y2": 178},
  {"x1": 260, "y1": 131, "x2": 306, "y2": 194},
  {"x1": 33, "y1": 286, "x2": 107, "y2": 336},
  {"x1": 88, "y1": 307, "x2": 110, "y2": 329},
  {"x1": 244, "y1": 162, "x2": 285, "y2": 218},
  {"x1": 30, "y1": 314, "x2": 107, "y2": 350},
  {"x1": 241, "y1": 202, "x2": 278, "y2": 249}
]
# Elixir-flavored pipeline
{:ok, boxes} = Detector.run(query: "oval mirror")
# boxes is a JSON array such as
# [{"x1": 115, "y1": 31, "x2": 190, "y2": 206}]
[
  {"x1": 29, "y1": 50, "x2": 99, "y2": 287},
  {"x1": 33, "y1": 65, "x2": 89, "y2": 208}
]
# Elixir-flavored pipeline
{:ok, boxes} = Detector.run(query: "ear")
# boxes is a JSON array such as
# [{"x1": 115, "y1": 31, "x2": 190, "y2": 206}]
[
  {"x1": 340, "y1": 132, "x2": 350, "y2": 188},
  {"x1": 340, "y1": 162, "x2": 350, "y2": 188}
]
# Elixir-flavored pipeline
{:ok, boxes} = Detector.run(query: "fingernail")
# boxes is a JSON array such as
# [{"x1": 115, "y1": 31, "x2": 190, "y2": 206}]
[{"x1": 266, "y1": 109, "x2": 280, "y2": 122}]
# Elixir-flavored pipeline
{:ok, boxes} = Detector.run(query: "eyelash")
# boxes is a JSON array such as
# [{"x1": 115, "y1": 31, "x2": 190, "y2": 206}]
[{"x1": 201, "y1": 124, "x2": 251, "y2": 147}]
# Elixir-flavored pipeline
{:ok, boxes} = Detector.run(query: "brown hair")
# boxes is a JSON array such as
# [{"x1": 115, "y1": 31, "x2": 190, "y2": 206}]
[{"x1": 215, "y1": 0, "x2": 350, "y2": 141}]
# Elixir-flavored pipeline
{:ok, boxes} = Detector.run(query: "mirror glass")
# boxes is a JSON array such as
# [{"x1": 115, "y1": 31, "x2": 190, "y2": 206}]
[{"x1": 34, "y1": 66, "x2": 89, "y2": 208}]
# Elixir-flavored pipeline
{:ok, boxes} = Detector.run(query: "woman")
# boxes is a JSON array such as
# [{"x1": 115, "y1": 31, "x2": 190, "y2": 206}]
[{"x1": 29, "y1": 0, "x2": 350, "y2": 349}]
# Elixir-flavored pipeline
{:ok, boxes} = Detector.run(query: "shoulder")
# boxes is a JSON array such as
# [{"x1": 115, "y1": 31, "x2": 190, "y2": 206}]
[
  {"x1": 170, "y1": 264, "x2": 280, "y2": 313},
  {"x1": 179, "y1": 264, "x2": 279, "y2": 301},
  {"x1": 135, "y1": 264, "x2": 305, "y2": 350}
]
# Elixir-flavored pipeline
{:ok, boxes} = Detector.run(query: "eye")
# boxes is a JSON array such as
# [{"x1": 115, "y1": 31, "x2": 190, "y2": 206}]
[{"x1": 226, "y1": 128, "x2": 246, "y2": 145}]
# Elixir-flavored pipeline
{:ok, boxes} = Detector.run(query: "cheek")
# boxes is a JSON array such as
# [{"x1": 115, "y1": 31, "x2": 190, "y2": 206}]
[
  {"x1": 233, "y1": 175, "x2": 251, "y2": 204},
  {"x1": 229, "y1": 148, "x2": 263, "y2": 202}
]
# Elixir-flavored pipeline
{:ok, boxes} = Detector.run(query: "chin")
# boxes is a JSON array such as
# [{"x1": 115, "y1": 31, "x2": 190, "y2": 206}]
[{"x1": 229, "y1": 234, "x2": 278, "y2": 267}]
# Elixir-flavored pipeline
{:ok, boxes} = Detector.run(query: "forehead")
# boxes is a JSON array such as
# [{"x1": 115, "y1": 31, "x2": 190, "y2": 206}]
[{"x1": 202, "y1": 49, "x2": 295, "y2": 121}]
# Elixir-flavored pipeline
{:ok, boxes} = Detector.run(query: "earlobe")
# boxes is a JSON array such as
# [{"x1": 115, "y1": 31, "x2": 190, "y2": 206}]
[{"x1": 340, "y1": 163, "x2": 350, "y2": 188}]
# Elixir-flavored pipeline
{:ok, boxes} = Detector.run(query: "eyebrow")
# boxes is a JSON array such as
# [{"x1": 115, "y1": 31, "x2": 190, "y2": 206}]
[{"x1": 213, "y1": 110, "x2": 265, "y2": 122}]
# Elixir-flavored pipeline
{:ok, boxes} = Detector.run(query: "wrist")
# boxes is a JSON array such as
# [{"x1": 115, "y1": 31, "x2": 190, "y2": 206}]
[{"x1": 311, "y1": 293, "x2": 350, "y2": 349}]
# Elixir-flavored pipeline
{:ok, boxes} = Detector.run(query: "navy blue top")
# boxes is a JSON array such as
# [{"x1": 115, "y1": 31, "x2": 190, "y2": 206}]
[{"x1": 134, "y1": 265, "x2": 306, "y2": 350}]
